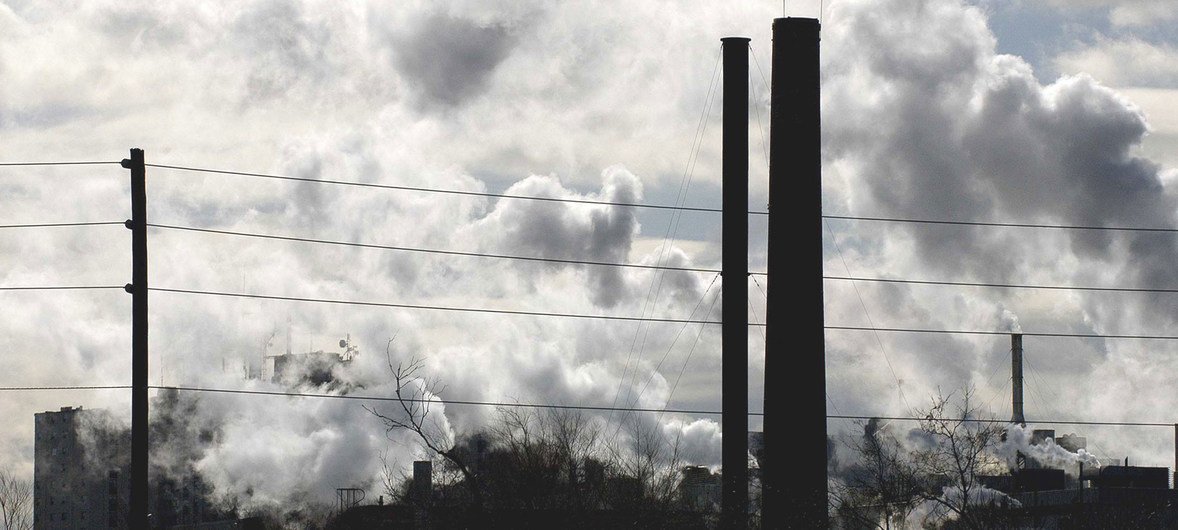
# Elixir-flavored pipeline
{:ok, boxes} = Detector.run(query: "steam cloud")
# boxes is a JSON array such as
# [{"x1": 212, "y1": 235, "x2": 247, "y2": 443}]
[
  {"x1": 2, "y1": 0, "x2": 1177, "y2": 518},
  {"x1": 997, "y1": 425, "x2": 1102, "y2": 475}
]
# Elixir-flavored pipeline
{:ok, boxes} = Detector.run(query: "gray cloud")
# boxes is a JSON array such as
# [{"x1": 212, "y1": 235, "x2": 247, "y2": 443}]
[
  {"x1": 389, "y1": 12, "x2": 518, "y2": 109},
  {"x1": 465, "y1": 167, "x2": 643, "y2": 308},
  {"x1": 821, "y1": 0, "x2": 1177, "y2": 469}
]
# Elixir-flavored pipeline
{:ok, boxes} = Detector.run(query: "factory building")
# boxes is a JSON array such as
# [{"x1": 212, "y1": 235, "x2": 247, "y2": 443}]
[
  {"x1": 252, "y1": 333, "x2": 359, "y2": 387},
  {"x1": 981, "y1": 334, "x2": 1178, "y2": 528}
]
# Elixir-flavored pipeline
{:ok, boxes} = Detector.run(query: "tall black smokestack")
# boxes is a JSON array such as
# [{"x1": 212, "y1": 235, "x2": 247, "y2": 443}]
[
  {"x1": 720, "y1": 35, "x2": 749, "y2": 528},
  {"x1": 1012, "y1": 334, "x2": 1025, "y2": 426},
  {"x1": 769, "y1": 17, "x2": 824, "y2": 528}
]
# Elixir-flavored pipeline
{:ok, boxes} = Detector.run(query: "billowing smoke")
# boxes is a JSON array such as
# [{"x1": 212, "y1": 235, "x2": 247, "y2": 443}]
[
  {"x1": 60, "y1": 162, "x2": 716, "y2": 519},
  {"x1": 6, "y1": 0, "x2": 1178, "y2": 517},
  {"x1": 999, "y1": 308, "x2": 1022, "y2": 334},
  {"x1": 997, "y1": 425, "x2": 1102, "y2": 475},
  {"x1": 822, "y1": 0, "x2": 1178, "y2": 469}
]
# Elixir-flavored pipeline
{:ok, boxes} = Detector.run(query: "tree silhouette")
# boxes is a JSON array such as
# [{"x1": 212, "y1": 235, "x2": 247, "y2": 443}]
[{"x1": 0, "y1": 468, "x2": 31, "y2": 530}]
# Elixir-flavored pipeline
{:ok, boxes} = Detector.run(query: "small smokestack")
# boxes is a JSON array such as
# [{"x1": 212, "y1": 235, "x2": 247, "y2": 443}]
[{"x1": 1011, "y1": 334, "x2": 1025, "y2": 426}]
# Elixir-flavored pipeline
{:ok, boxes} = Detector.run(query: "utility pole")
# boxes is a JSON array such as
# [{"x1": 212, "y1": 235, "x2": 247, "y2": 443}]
[
  {"x1": 122, "y1": 148, "x2": 149, "y2": 528},
  {"x1": 769, "y1": 17, "x2": 824, "y2": 528},
  {"x1": 720, "y1": 35, "x2": 750, "y2": 529}
]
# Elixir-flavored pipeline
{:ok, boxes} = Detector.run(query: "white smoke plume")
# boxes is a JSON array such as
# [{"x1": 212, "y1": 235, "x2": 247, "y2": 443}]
[
  {"x1": 997, "y1": 424, "x2": 1102, "y2": 475},
  {"x1": 1000, "y1": 308, "x2": 1022, "y2": 334}
]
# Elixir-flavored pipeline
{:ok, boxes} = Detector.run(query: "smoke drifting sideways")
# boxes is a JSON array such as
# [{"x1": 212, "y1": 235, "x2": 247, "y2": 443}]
[
  {"x1": 63, "y1": 165, "x2": 724, "y2": 518},
  {"x1": 998, "y1": 425, "x2": 1102, "y2": 473}
]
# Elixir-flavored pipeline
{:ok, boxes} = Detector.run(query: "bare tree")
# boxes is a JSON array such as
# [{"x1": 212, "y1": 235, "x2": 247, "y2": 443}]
[
  {"x1": 909, "y1": 388, "x2": 1007, "y2": 529},
  {"x1": 601, "y1": 412, "x2": 684, "y2": 510},
  {"x1": 832, "y1": 419, "x2": 924, "y2": 530},
  {"x1": 0, "y1": 468, "x2": 31, "y2": 530},
  {"x1": 485, "y1": 406, "x2": 605, "y2": 511},
  {"x1": 376, "y1": 449, "x2": 401, "y2": 504},
  {"x1": 364, "y1": 346, "x2": 484, "y2": 511}
]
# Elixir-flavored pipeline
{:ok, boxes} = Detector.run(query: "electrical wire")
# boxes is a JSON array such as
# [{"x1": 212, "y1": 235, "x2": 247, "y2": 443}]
[
  {"x1": 0, "y1": 385, "x2": 131, "y2": 391},
  {"x1": 0, "y1": 221, "x2": 125, "y2": 229},
  {"x1": 149, "y1": 385, "x2": 764, "y2": 416},
  {"x1": 826, "y1": 414, "x2": 1173, "y2": 428},
  {"x1": 610, "y1": 45, "x2": 723, "y2": 429},
  {"x1": 824, "y1": 275, "x2": 1178, "y2": 294},
  {"x1": 149, "y1": 286, "x2": 769, "y2": 326},
  {"x1": 627, "y1": 274, "x2": 722, "y2": 414},
  {"x1": 147, "y1": 163, "x2": 772, "y2": 216},
  {"x1": 824, "y1": 214, "x2": 1178, "y2": 234},
  {"x1": 0, "y1": 285, "x2": 125, "y2": 291},
  {"x1": 825, "y1": 219, "x2": 910, "y2": 410},
  {"x1": 148, "y1": 223, "x2": 761, "y2": 275},
  {"x1": 826, "y1": 325, "x2": 1178, "y2": 341},
  {"x1": 0, "y1": 161, "x2": 121, "y2": 167},
  {"x1": 981, "y1": 376, "x2": 1012, "y2": 419},
  {"x1": 663, "y1": 286, "x2": 724, "y2": 413}
]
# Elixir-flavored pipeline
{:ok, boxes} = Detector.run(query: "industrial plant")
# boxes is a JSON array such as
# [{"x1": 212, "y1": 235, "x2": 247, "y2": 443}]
[{"x1": 974, "y1": 334, "x2": 1178, "y2": 527}]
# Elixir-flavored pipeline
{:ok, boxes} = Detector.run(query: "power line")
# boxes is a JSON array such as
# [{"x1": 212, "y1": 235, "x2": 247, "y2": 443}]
[
  {"x1": 824, "y1": 219, "x2": 911, "y2": 410},
  {"x1": 826, "y1": 414, "x2": 1173, "y2": 428},
  {"x1": 149, "y1": 385, "x2": 765, "y2": 416},
  {"x1": 147, "y1": 163, "x2": 772, "y2": 216},
  {"x1": 610, "y1": 46, "x2": 722, "y2": 443},
  {"x1": 824, "y1": 214, "x2": 1178, "y2": 234},
  {"x1": 826, "y1": 325, "x2": 1178, "y2": 341},
  {"x1": 613, "y1": 46, "x2": 722, "y2": 427},
  {"x1": 0, "y1": 221, "x2": 125, "y2": 230},
  {"x1": 628, "y1": 274, "x2": 721, "y2": 415},
  {"x1": 0, "y1": 161, "x2": 121, "y2": 167},
  {"x1": 150, "y1": 286, "x2": 769, "y2": 326},
  {"x1": 0, "y1": 385, "x2": 131, "y2": 391},
  {"x1": 0, "y1": 285, "x2": 125, "y2": 292},
  {"x1": 824, "y1": 275, "x2": 1178, "y2": 294},
  {"x1": 664, "y1": 286, "x2": 724, "y2": 415},
  {"x1": 149, "y1": 223, "x2": 759, "y2": 275}
]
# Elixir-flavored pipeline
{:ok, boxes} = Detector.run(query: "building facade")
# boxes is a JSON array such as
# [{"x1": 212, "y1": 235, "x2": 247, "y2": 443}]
[{"x1": 34, "y1": 406, "x2": 129, "y2": 529}]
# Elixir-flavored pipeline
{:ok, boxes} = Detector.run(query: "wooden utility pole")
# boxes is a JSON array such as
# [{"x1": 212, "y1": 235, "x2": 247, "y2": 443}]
[
  {"x1": 769, "y1": 17, "x2": 825, "y2": 528},
  {"x1": 721, "y1": 36, "x2": 750, "y2": 528},
  {"x1": 122, "y1": 148, "x2": 149, "y2": 528}
]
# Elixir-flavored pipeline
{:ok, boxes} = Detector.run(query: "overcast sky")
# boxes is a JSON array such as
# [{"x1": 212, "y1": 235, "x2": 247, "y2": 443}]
[{"x1": 2, "y1": 0, "x2": 1177, "y2": 510}]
